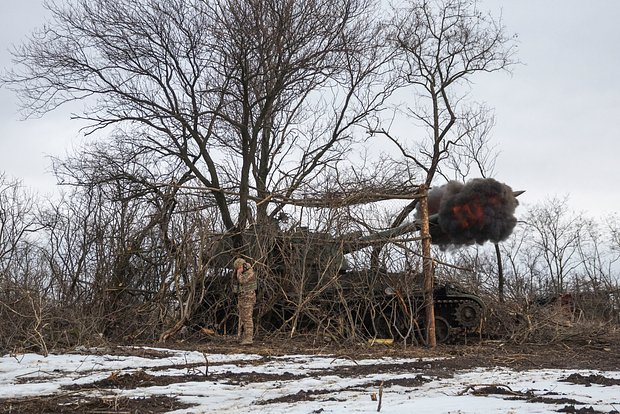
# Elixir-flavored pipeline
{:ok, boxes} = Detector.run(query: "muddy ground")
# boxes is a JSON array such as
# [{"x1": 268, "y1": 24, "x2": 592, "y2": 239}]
[{"x1": 2, "y1": 333, "x2": 620, "y2": 414}]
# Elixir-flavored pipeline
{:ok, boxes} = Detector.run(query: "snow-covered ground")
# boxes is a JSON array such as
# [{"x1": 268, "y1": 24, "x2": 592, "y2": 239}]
[{"x1": 1, "y1": 346, "x2": 619, "y2": 413}]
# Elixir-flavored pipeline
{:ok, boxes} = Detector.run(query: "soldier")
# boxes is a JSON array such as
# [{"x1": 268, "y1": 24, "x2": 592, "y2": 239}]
[{"x1": 233, "y1": 257, "x2": 257, "y2": 345}]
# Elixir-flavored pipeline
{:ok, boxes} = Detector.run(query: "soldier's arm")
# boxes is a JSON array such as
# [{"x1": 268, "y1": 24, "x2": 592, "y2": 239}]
[{"x1": 237, "y1": 266, "x2": 254, "y2": 284}]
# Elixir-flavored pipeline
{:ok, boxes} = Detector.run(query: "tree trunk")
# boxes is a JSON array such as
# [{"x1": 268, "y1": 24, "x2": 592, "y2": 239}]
[
  {"x1": 419, "y1": 185, "x2": 436, "y2": 348},
  {"x1": 495, "y1": 243, "x2": 505, "y2": 303}
]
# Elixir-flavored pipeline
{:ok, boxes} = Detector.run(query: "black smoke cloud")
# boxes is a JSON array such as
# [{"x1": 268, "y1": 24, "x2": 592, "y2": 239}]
[{"x1": 418, "y1": 178, "x2": 519, "y2": 248}]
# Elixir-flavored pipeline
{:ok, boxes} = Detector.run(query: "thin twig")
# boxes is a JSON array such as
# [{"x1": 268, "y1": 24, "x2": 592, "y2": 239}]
[
  {"x1": 330, "y1": 355, "x2": 359, "y2": 365},
  {"x1": 202, "y1": 352, "x2": 209, "y2": 377}
]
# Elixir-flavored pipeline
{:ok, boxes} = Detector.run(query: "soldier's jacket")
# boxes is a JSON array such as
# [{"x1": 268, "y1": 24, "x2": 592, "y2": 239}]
[{"x1": 237, "y1": 264, "x2": 257, "y2": 293}]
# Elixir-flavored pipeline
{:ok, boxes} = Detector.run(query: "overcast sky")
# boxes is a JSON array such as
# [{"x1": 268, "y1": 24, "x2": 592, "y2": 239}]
[{"x1": 1, "y1": 0, "x2": 619, "y2": 218}]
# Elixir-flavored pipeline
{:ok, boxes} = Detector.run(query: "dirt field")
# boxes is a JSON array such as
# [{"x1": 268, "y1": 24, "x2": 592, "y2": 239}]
[{"x1": 2, "y1": 333, "x2": 620, "y2": 414}]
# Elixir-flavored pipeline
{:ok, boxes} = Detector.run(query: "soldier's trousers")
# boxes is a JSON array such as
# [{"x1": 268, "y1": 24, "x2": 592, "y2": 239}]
[{"x1": 237, "y1": 291, "x2": 256, "y2": 340}]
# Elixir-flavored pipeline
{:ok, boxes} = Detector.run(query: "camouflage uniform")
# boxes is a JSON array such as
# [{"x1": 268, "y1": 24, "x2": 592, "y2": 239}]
[{"x1": 233, "y1": 258, "x2": 257, "y2": 345}]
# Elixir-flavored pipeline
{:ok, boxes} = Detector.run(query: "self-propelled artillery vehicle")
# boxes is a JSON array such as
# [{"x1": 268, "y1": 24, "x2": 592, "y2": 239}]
[{"x1": 197, "y1": 178, "x2": 520, "y2": 343}]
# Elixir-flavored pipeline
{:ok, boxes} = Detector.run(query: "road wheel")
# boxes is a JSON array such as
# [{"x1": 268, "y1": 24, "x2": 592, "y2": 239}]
[
  {"x1": 434, "y1": 316, "x2": 451, "y2": 344},
  {"x1": 454, "y1": 301, "x2": 482, "y2": 329}
]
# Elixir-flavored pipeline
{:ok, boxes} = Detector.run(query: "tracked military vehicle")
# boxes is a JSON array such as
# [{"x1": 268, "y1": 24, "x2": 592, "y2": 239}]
[
  {"x1": 199, "y1": 222, "x2": 486, "y2": 344},
  {"x1": 196, "y1": 178, "x2": 520, "y2": 343}
]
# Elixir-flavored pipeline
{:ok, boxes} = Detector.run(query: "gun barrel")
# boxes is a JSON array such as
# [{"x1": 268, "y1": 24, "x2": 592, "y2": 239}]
[
  {"x1": 340, "y1": 190, "x2": 524, "y2": 254},
  {"x1": 341, "y1": 219, "x2": 429, "y2": 254}
]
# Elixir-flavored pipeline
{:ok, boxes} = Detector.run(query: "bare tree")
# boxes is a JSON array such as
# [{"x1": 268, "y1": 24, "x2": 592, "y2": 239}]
[
  {"x1": 4, "y1": 0, "x2": 391, "y2": 246},
  {"x1": 0, "y1": 174, "x2": 40, "y2": 284},
  {"x1": 367, "y1": 0, "x2": 516, "y2": 345},
  {"x1": 374, "y1": 0, "x2": 516, "y2": 223},
  {"x1": 575, "y1": 221, "x2": 616, "y2": 291},
  {"x1": 524, "y1": 196, "x2": 588, "y2": 295},
  {"x1": 608, "y1": 215, "x2": 620, "y2": 259}
]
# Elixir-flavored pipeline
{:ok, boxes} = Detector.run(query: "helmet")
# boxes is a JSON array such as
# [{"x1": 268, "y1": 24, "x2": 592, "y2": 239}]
[{"x1": 233, "y1": 258, "x2": 246, "y2": 269}]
